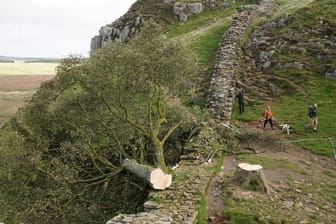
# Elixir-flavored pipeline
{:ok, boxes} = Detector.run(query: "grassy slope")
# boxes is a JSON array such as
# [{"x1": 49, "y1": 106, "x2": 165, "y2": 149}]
[
  {"x1": 225, "y1": 1, "x2": 336, "y2": 222},
  {"x1": 165, "y1": 1, "x2": 252, "y2": 109},
  {"x1": 0, "y1": 63, "x2": 57, "y2": 75},
  {"x1": 172, "y1": 1, "x2": 335, "y2": 223},
  {"x1": 232, "y1": 0, "x2": 336, "y2": 157}
]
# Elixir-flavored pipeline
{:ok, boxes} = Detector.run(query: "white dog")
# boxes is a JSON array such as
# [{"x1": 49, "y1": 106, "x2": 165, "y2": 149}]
[{"x1": 279, "y1": 123, "x2": 291, "y2": 135}]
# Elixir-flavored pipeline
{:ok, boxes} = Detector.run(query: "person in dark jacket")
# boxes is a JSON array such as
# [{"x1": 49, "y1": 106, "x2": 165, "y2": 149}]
[
  {"x1": 308, "y1": 103, "x2": 318, "y2": 131},
  {"x1": 237, "y1": 89, "x2": 245, "y2": 114}
]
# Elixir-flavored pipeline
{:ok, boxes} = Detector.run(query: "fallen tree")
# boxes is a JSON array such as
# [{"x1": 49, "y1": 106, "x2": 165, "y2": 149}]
[{"x1": 122, "y1": 159, "x2": 172, "y2": 190}]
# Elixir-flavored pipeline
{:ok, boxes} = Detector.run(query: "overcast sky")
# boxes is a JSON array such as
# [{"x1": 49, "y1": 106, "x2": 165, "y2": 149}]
[{"x1": 0, "y1": 0, "x2": 137, "y2": 58}]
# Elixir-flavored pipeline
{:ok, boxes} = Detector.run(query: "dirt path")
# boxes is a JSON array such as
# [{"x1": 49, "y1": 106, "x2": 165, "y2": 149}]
[
  {"x1": 205, "y1": 120, "x2": 336, "y2": 223},
  {"x1": 205, "y1": 156, "x2": 235, "y2": 223}
]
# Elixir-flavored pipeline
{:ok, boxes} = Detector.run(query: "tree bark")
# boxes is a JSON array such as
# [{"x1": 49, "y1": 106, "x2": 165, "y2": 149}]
[
  {"x1": 122, "y1": 159, "x2": 172, "y2": 190},
  {"x1": 233, "y1": 163, "x2": 269, "y2": 193}
]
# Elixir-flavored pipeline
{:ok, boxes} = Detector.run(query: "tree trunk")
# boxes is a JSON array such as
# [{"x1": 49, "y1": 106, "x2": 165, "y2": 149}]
[
  {"x1": 233, "y1": 163, "x2": 269, "y2": 193},
  {"x1": 122, "y1": 159, "x2": 172, "y2": 190},
  {"x1": 152, "y1": 136, "x2": 168, "y2": 173}
]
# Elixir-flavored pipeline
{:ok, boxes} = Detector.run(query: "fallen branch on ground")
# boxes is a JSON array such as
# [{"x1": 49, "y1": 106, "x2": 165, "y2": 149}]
[{"x1": 122, "y1": 159, "x2": 172, "y2": 190}]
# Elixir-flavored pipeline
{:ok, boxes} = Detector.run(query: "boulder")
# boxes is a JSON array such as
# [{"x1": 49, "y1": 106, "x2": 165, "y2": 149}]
[{"x1": 173, "y1": 2, "x2": 203, "y2": 22}]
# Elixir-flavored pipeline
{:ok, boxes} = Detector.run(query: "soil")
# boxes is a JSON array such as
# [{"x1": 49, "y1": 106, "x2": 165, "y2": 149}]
[
  {"x1": 0, "y1": 74, "x2": 54, "y2": 90},
  {"x1": 0, "y1": 74, "x2": 55, "y2": 127},
  {"x1": 205, "y1": 120, "x2": 336, "y2": 223}
]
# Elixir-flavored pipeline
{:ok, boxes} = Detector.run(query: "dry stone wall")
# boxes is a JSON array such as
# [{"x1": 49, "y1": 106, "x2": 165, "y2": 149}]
[
  {"x1": 107, "y1": 0, "x2": 273, "y2": 224},
  {"x1": 106, "y1": 126, "x2": 219, "y2": 224},
  {"x1": 206, "y1": 0, "x2": 274, "y2": 124},
  {"x1": 105, "y1": 1, "x2": 275, "y2": 223}
]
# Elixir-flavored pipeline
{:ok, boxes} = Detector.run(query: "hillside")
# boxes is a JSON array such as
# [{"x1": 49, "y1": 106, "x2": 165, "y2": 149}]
[
  {"x1": 0, "y1": 0, "x2": 335, "y2": 224},
  {"x1": 236, "y1": 0, "x2": 336, "y2": 156},
  {"x1": 211, "y1": 0, "x2": 336, "y2": 223}
]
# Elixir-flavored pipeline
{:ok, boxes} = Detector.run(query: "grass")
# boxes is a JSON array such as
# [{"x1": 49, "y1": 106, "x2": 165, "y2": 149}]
[
  {"x1": 224, "y1": 1, "x2": 336, "y2": 222},
  {"x1": 148, "y1": 196, "x2": 164, "y2": 204},
  {"x1": 190, "y1": 21, "x2": 232, "y2": 67},
  {"x1": 222, "y1": 171, "x2": 336, "y2": 223},
  {"x1": 165, "y1": 6, "x2": 236, "y2": 38},
  {"x1": 274, "y1": 0, "x2": 315, "y2": 18},
  {"x1": 237, "y1": 154, "x2": 306, "y2": 174},
  {"x1": 0, "y1": 62, "x2": 58, "y2": 75},
  {"x1": 233, "y1": 0, "x2": 336, "y2": 158},
  {"x1": 233, "y1": 72, "x2": 336, "y2": 158},
  {"x1": 225, "y1": 209, "x2": 262, "y2": 224},
  {"x1": 204, "y1": 150, "x2": 226, "y2": 173},
  {"x1": 196, "y1": 193, "x2": 206, "y2": 224}
]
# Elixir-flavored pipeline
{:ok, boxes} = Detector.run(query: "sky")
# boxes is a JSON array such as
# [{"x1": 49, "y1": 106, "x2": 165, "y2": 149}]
[{"x1": 0, "y1": 0, "x2": 137, "y2": 58}]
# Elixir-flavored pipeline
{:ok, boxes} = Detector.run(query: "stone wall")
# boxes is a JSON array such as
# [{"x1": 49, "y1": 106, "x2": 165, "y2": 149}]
[
  {"x1": 106, "y1": 126, "x2": 219, "y2": 224},
  {"x1": 105, "y1": 1, "x2": 275, "y2": 223},
  {"x1": 206, "y1": 0, "x2": 274, "y2": 124}
]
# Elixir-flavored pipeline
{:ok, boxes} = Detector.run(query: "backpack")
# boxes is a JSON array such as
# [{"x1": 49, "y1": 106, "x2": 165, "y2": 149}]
[{"x1": 307, "y1": 106, "x2": 312, "y2": 116}]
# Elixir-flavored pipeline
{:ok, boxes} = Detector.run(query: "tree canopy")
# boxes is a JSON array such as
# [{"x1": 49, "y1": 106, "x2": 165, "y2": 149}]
[{"x1": 0, "y1": 23, "x2": 197, "y2": 223}]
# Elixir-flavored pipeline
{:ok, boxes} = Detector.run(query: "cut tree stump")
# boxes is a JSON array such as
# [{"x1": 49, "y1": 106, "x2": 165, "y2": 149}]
[
  {"x1": 233, "y1": 163, "x2": 269, "y2": 193},
  {"x1": 122, "y1": 159, "x2": 172, "y2": 190}
]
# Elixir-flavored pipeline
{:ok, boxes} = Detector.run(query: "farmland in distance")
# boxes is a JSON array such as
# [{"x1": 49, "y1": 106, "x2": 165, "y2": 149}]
[{"x1": 0, "y1": 62, "x2": 57, "y2": 127}]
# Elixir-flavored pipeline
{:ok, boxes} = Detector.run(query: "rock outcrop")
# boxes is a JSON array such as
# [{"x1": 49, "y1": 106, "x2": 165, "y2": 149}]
[
  {"x1": 173, "y1": 2, "x2": 203, "y2": 22},
  {"x1": 90, "y1": 0, "x2": 231, "y2": 54},
  {"x1": 90, "y1": 12, "x2": 142, "y2": 54},
  {"x1": 206, "y1": 0, "x2": 274, "y2": 124},
  {"x1": 239, "y1": 3, "x2": 336, "y2": 100}
]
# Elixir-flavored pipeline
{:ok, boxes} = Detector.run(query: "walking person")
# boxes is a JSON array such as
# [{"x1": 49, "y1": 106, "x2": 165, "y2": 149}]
[
  {"x1": 263, "y1": 105, "x2": 274, "y2": 130},
  {"x1": 308, "y1": 103, "x2": 318, "y2": 131},
  {"x1": 237, "y1": 89, "x2": 245, "y2": 114}
]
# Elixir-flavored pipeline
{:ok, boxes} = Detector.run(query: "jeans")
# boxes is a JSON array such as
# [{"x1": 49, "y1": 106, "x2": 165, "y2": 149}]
[{"x1": 263, "y1": 118, "x2": 273, "y2": 129}]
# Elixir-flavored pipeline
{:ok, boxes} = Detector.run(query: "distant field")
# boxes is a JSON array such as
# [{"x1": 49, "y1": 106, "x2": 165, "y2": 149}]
[
  {"x1": 0, "y1": 72, "x2": 55, "y2": 127},
  {"x1": 0, "y1": 74, "x2": 55, "y2": 127},
  {"x1": 0, "y1": 62, "x2": 58, "y2": 75}
]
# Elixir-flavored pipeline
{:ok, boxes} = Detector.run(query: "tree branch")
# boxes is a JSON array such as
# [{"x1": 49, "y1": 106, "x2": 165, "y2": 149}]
[
  {"x1": 118, "y1": 86, "x2": 149, "y2": 135},
  {"x1": 161, "y1": 120, "x2": 182, "y2": 145}
]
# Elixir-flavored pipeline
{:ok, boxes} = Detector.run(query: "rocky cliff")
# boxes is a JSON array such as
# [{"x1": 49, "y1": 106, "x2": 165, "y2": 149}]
[
  {"x1": 90, "y1": 0, "x2": 230, "y2": 54},
  {"x1": 239, "y1": 1, "x2": 336, "y2": 101}
]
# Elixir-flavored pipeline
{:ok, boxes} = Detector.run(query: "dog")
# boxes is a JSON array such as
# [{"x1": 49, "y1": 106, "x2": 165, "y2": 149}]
[{"x1": 279, "y1": 123, "x2": 291, "y2": 135}]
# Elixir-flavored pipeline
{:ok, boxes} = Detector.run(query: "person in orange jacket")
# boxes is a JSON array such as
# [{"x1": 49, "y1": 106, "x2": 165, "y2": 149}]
[{"x1": 263, "y1": 105, "x2": 274, "y2": 130}]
